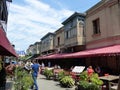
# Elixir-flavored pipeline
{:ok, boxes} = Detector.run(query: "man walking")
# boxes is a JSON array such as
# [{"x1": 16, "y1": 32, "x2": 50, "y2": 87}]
[{"x1": 31, "y1": 60, "x2": 40, "y2": 90}]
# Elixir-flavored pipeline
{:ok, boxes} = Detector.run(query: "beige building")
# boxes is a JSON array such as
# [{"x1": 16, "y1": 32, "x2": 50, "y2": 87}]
[
  {"x1": 86, "y1": 0, "x2": 120, "y2": 49},
  {"x1": 26, "y1": 42, "x2": 41, "y2": 55},
  {"x1": 26, "y1": 44, "x2": 34, "y2": 55},
  {"x1": 62, "y1": 12, "x2": 86, "y2": 53},
  {"x1": 85, "y1": 0, "x2": 120, "y2": 74},
  {"x1": 33, "y1": 42, "x2": 41, "y2": 55},
  {"x1": 41, "y1": 32, "x2": 55, "y2": 55},
  {"x1": 54, "y1": 27, "x2": 65, "y2": 53}
]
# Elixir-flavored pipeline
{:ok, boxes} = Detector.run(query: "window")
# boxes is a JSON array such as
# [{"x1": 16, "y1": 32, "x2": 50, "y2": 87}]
[
  {"x1": 68, "y1": 30, "x2": 71, "y2": 38},
  {"x1": 70, "y1": 20, "x2": 73, "y2": 28},
  {"x1": 57, "y1": 37, "x2": 60, "y2": 46},
  {"x1": 65, "y1": 31, "x2": 69, "y2": 39},
  {"x1": 93, "y1": 18, "x2": 100, "y2": 34}
]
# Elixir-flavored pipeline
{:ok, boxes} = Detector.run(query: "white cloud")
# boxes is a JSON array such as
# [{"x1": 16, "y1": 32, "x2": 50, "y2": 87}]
[{"x1": 7, "y1": 0, "x2": 74, "y2": 51}]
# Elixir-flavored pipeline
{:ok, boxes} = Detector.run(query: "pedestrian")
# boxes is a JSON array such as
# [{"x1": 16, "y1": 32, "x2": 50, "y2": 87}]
[
  {"x1": 24, "y1": 60, "x2": 33, "y2": 73},
  {"x1": 48, "y1": 61, "x2": 51, "y2": 67},
  {"x1": 5, "y1": 62, "x2": 15, "y2": 80},
  {"x1": 41, "y1": 62, "x2": 45, "y2": 68},
  {"x1": 31, "y1": 60, "x2": 40, "y2": 90}
]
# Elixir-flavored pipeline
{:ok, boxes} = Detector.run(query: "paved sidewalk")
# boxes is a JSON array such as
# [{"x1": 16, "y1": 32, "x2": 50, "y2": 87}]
[
  {"x1": 5, "y1": 80, "x2": 13, "y2": 90},
  {"x1": 5, "y1": 74, "x2": 76, "y2": 90},
  {"x1": 37, "y1": 74, "x2": 76, "y2": 90}
]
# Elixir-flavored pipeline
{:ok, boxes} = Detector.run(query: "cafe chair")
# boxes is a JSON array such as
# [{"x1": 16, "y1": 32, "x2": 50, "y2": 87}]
[
  {"x1": 109, "y1": 82, "x2": 118, "y2": 90},
  {"x1": 117, "y1": 75, "x2": 120, "y2": 90},
  {"x1": 109, "y1": 75, "x2": 120, "y2": 90}
]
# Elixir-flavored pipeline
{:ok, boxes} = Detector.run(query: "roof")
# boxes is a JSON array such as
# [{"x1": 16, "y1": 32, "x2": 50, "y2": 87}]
[
  {"x1": 86, "y1": 0, "x2": 103, "y2": 13},
  {"x1": 86, "y1": 0, "x2": 117, "y2": 13},
  {"x1": 54, "y1": 26, "x2": 64, "y2": 34},
  {"x1": 62, "y1": 12, "x2": 86, "y2": 25},
  {"x1": 41, "y1": 32, "x2": 55, "y2": 40}
]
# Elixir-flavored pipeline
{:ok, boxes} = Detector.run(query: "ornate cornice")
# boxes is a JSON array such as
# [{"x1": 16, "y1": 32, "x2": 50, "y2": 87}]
[{"x1": 86, "y1": 0, "x2": 118, "y2": 17}]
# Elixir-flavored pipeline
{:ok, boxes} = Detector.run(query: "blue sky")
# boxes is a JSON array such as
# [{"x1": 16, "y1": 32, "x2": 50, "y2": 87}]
[{"x1": 7, "y1": 0, "x2": 100, "y2": 51}]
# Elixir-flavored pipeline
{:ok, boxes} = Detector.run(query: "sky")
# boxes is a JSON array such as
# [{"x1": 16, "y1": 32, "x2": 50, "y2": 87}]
[{"x1": 7, "y1": 0, "x2": 101, "y2": 51}]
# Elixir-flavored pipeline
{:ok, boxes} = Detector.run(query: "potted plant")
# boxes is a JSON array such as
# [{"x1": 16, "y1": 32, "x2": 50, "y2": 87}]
[
  {"x1": 57, "y1": 71, "x2": 65, "y2": 81},
  {"x1": 14, "y1": 66, "x2": 33, "y2": 90},
  {"x1": 60, "y1": 76, "x2": 75, "y2": 88},
  {"x1": 78, "y1": 81, "x2": 89, "y2": 90},
  {"x1": 90, "y1": 73, "x2": 103, "y2": 86},
  {"x1": 77, "y1": 71, "x2": 103, "y2": 90},
  {"x1": 43, "y1": 68, "x2": 53, "y2": 80}
]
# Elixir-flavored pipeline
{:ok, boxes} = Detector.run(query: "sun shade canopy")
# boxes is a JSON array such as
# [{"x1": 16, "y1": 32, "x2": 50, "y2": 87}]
[
  {"x1": 36, "y1": 45, "x2": 120, "y2": 60},
  {"x1": 0, "y1": 28, "x2": 18, "y2": 57}
]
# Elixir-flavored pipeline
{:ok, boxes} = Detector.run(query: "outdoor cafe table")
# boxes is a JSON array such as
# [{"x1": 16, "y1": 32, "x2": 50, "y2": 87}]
[{"x1": 99, "y1": 75, "x2": 119, "y2": 90}]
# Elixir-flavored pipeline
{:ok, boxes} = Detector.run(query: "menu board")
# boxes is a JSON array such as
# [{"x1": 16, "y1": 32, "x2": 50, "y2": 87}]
[{"x1": 72, "y1": 66, "x2": 85, "y2": 73}]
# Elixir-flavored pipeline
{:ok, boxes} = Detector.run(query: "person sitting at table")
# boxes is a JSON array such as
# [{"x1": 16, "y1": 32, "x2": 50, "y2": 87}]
[
  {"x1": 95, "y1": 65, "x2": 101, "y2": 76},
  {"x1": 87, "y1": 66, "x2": 94, "y2": 77}
]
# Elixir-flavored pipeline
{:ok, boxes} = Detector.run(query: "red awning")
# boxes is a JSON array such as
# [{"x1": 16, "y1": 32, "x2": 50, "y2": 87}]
[
  {"x1": 36, "y1": 45, "x2": 120, "y2": 60},
  {"x1": 36, "y1": 54, "x2": 62, "y2": 60},
  {"x1": 0, "y1": 28, "x2": 18, "y2": 57},
  {"x1": 63, "y1": 45, "x2": 120, "y2": 58}
]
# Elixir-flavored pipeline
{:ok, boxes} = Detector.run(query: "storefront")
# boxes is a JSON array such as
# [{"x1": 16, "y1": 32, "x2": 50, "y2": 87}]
[{"x1": 36, "y1": 45, "x2": 120, "y2": 74}]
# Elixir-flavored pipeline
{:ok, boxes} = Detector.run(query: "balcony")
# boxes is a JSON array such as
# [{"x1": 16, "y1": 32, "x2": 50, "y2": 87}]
[{"x1": 0, "y1": 20, "x2": 7, "y2": 32}]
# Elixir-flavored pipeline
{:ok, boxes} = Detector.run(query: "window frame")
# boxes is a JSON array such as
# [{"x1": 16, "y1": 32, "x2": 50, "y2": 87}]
[{"x1": 92, "y1": 18, "x2": 100, "y2": 35}]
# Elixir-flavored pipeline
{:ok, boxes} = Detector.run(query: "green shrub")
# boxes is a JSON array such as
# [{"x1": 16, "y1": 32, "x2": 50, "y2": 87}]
[
  {"x1": 43, "y1": 68, "x2": 48, "y2": 76},
  {"x1": 14, "y1": 66, "x2": 33, "y2": 90},
  {"x1": 87, "y1": 83, "x2": 100, "y2": 90},
  {"x1": 78, "y1": 81, "x2": 100, "y2": 90},
  {"x1": 58, "y1": 71, "x2": 65, "y2": 80},
  {"x1": 79, "y1": 71, "x2": 88, "y2": 81},
  {"x1": 78, "y1": 72, "x2": 103, "y2": 90},
  {"x1": 90, "y1": 73, "x2": 103, "y2": 86},
  {"x1": 60, "y1": 76, "x2": 75, "y2": 88},
  {"x1": 43, "y1": 68, "x2": 53, "y2": 79},
  {"x1": 79, "y1": 81, "x2": 89, "y2": 90}
]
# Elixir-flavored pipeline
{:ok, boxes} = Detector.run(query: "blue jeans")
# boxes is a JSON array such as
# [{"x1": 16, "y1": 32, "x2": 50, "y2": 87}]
[{"x1": 32, "y1": 75, "x2": 38, "y2": 90}]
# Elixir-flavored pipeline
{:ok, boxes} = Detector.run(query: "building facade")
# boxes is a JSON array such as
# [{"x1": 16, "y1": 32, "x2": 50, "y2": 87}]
[
  {"x1": 0, "y1": 0, "x2": 17, "y2": 89},
  {"x1": 26, "y1": 41, "x2": 41, "y2": 55},
  {"x1": 41, "y1": 32, "x2": 55, "y2": 55},
  {"x1": 86, "y1": 0, "x2": 120, "y2": 49},
  {"x1": 85, "y1": 0, "x2": 120, "y2": 74},
  {"x1": 26, "y1": 44, "x2": 34, "y2": 55},
  {"x1": 62, "y1": 12, "x2": 86, "y2": 53},
  {"x1": 34, "y1": 42, "x2": 41, "y2": 55},
  {"x1": 0, "y1": 0, "x2": 8, "y2": 30},
  {"x1": 54, "y1": 27, "x2": 65, "y2": 53},
  {"x1": 0, "y1": 0, "x2": 17, "y2": 57}
]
